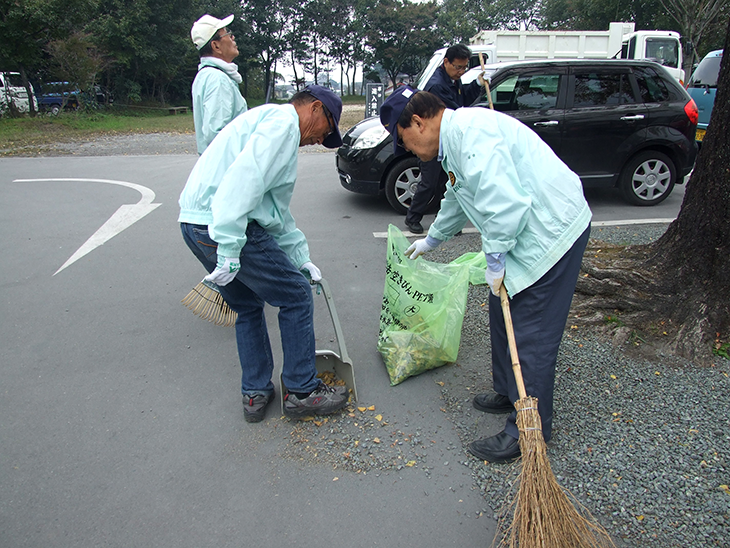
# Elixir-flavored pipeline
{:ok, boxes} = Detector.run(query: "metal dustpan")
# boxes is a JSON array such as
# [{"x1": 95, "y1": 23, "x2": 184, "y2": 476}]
[{"x1": 280, "y1": 278, "x2": 358, "y2": 413}]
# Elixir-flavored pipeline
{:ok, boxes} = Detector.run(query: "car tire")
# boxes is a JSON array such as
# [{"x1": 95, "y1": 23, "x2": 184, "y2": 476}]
[
  {"x1": 384, "y1": 156, "x2": 421, "y2": 215},
  {"x1": 50, "y1": 104, "x2": 61, "y2": 116},
  {"x1": 619, "y1": 150, "x2": 676, "y2": 206}
]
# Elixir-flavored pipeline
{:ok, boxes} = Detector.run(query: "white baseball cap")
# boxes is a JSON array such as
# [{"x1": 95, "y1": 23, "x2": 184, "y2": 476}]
[{"x1": 191, "y1": 14, "x2": 234, "y2": 50}]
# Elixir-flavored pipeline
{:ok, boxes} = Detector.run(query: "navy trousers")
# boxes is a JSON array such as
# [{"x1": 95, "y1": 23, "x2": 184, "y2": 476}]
[
  {"x1": 489, "y1": 226, "x2": 590, "y2": 443},
  {"x1": 406, "y1": 157, "x2": 448, "y2": 224}
]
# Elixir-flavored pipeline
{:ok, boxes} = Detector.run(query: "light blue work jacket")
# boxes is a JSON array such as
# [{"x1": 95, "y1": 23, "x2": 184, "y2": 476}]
[
  {"x1": 179, "y1": 104, "x2": 310, "y2": 268},
  {"x1": 428, "y1": 108, "x2": 592, "y2": 295},
  {"x1": 192, "y1": 58, "x2": 248, "y2": 154}
]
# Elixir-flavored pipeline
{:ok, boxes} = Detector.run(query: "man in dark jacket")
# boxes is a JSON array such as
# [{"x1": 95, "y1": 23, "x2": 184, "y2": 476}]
[{"x1": 405, "y1": 44, "x2": 484, "y2": 234}]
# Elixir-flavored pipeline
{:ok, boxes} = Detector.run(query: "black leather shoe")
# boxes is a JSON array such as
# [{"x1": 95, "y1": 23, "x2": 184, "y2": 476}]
[
  {"x1": 468, "y1": 431, "x2": 520, "y2": 463},
  {"x1": 405, "y1": 219, "x2": 424, "y2": 234},
  {"x1": 473, "y1": 392, "x2": 514, "y2": 414}
]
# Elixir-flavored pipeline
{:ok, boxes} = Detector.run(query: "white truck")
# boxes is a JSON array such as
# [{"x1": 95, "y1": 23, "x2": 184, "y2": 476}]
[
  {"x1": 416, "y1": 22, "x2": 684, "y2": 88},
  {"x1": 0, "y1": 71, "x2": 39, "y2": 114}
]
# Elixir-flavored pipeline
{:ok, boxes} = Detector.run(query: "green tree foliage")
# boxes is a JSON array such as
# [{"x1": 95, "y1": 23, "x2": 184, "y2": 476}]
[
  {"x1": 537, "y1": 0, "x2": 679, "y2": 30},
  {"x1": 0, "y1": 0, "x2": 97, "y2": 114},
  {"x1": 363, "y1": 0, "x2": 445, "y2": 87},
  {"x1": 1, "y1": 0, "x2": 727, "y2": 105},
  {"x1": 659, "y1": 0, "x2": 727, "y2": 74},
  {"x1": 437, "y1": 0, "x2": 480, "y2": 43},
  {"x1": 328, "y1": 0, "x2": 363, "y2": 94},
  {"x1": 46, "y1": 32, "x2": 106, "y2": 89},
  {"x1": 94, "y1": 0, "x2": 199, "y2": 105},
  {"x1": 242, "y1": 0, "x2": 297, "y2": 100}
]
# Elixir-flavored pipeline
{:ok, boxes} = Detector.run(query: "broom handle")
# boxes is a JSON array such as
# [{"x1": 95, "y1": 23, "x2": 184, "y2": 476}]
[
  {"x1": 499, "y1": 285, "x2": 527, "y2": 400},
  {"x1": 478, "y1": 53, "x2": 494, "y2": 110}
]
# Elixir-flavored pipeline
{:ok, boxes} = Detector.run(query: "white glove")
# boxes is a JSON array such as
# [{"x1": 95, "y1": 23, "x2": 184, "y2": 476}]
[
  {"x1": 300, "y1": 261, "x2": 322, "y2": 282},
  {"x1": 477, "y1": 71, "x2": 486, "y2": 87},
  {"x1": 485, "y1": 267, "x2": 505, "y2": 296},
  {"x1": 405, "y1": 236, "x2": 441, "y2": 259},
  {"x1": 204, "y1": 256, "x2": 240, "y2": 286}
]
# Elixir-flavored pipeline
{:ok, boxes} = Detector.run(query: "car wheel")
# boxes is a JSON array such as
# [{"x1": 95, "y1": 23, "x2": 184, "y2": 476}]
[
  {"x1": 384, "y1": 156, "x2": 421, "y2": 215},
  {"x1": 50, "y1": 104, "x2": 61, "y2": 116},
  {"x1": 619, "y1": 150, "x2": 676, "y2": 206}
]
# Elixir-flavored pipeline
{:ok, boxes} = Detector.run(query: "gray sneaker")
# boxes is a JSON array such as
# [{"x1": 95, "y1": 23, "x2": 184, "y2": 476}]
[
  {"x1": 283, "y1": 383, "x2": 349, "y2": 419},
  {"x1": 243, "y1": 392, "x2": 274, "y2": 423}
]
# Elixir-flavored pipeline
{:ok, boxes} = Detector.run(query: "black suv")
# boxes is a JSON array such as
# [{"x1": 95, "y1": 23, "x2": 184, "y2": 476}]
[{"x1": 336, "y1": 59, "x2": 699, "y2": 209}]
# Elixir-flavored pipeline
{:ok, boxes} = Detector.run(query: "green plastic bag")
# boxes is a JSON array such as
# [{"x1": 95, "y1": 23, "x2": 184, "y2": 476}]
[
  {"x1": 377, "y1": 225, "x2": 484, "y2": 386},
  {"x1": 450, "y1": 250, "x2": 489, "y2": 286}
]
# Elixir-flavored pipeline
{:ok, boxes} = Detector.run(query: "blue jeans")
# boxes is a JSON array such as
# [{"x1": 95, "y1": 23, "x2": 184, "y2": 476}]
[{"x1": 181, "y1": 222, "x2": 319, "y2": 397}]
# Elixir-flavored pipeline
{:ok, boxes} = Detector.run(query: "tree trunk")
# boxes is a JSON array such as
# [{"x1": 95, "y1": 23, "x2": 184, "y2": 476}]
[
  {"x1": 313, "y1": 36, "x2": 319, "y2": 85},
  {"x1": 290, "y1": 51, "x2": 300, "y2": 90},
  {"x1": 648, "y1": 17, "x2": 730, "y2": 356},
  {"x1": 19, "y1": 65, "x2": 37, "y2": 117}
]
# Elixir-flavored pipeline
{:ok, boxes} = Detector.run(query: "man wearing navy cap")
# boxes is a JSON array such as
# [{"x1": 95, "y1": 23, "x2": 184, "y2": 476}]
[
  {"x1": 179, "y1": 86, "x2": 346, "y2": 423},
  {"x1": 380, "y1": 86, "x2": 591, "y2": 463}
]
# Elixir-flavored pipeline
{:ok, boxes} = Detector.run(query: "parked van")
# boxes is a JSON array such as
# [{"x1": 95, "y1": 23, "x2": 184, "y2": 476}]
[
  {"x1": 0, "y1": 71, "x2": 39, "y2": 114},
  {"x1": 686, "y1": 49, "x2": 723, "y2": 144}
]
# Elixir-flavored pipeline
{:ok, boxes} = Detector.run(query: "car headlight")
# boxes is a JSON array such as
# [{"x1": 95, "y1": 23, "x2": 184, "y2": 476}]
[{"x1": 352, "y1": 124, "x2": 389, "y2": 150}]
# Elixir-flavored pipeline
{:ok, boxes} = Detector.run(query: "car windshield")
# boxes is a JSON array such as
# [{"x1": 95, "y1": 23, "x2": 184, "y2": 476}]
[
  {"x1": 645, "y1": 38, "x2": 679, "y2": 68},
  {"x1": 5, "y1": 73, "x2": 24, "y2": 86},
  {"x1": 687, "y1": 53, "x2": 722, "y2": 88}
]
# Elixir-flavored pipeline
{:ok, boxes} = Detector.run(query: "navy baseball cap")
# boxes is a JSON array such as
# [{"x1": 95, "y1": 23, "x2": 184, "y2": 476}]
[
  {"x1": 380, "y1": 85, "x2": 417, "y2": 155},
  {"x1": 304, "y1": 85, "x2": 342, "y2": 148}
]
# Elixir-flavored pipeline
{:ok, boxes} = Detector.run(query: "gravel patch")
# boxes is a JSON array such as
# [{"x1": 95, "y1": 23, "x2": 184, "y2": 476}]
[{"x1": 425, "y1": 227, "x2": 730, "y2": 548}]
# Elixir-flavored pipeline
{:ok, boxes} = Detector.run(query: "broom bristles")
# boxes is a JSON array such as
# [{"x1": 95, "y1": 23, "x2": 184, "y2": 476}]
[
  {"x1": 494, "y1": 396, "x2": 616, "y2": 548},
  {"x1": 181, "y1": 280, "x2": 237, "y2": 327}
]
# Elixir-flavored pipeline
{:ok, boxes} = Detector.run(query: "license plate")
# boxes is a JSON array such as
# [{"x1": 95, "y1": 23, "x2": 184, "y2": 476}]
[{"x1": 696, "y1": 128, "x2": 706, "y2": 142}]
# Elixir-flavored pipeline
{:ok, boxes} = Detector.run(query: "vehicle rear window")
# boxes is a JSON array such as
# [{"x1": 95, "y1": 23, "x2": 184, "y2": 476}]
[
  {"x1": 573, "y1": 72, "x2": 636, "y2": 107},
  {"x1": 687, "y1": 55, "x2": 722, "y2": 87},
  {"x1": 633, "y1": 67, "x2": 672, "y2": 103}
]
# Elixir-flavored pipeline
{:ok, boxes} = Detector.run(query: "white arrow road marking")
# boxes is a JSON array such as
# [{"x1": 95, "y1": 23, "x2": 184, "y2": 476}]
[{"x1": 13, "y1": 178, "x2": 162, "y2": 275}]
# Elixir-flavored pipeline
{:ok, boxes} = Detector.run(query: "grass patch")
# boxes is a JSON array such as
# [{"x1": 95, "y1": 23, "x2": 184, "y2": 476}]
[
  {"x1": 0, "y1": 108, "x2": 194, "y2": 153},
  {"x1": 604, "y1": 314, "x2": 625, "y2": 327}
]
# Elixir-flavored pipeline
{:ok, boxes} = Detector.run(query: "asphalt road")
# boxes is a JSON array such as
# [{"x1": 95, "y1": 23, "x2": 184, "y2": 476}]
[{"x1": 0, "y1": 149, "x2": 683, "y2": 547}]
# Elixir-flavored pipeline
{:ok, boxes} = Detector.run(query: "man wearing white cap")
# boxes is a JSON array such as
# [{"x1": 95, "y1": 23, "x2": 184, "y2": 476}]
[{"x1": 190, "y1": 14, "x2": 248, "y2": 154}]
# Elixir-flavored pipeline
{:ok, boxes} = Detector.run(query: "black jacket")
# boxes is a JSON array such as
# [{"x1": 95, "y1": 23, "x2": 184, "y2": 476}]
[{"x1": 423, "y1": 64, "x2": 482, "y2": 110}]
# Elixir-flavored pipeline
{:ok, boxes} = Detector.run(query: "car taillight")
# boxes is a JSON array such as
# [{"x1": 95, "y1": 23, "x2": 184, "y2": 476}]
[{"x1": 685, "y1": 99, "x2": 699, "y2": 125}]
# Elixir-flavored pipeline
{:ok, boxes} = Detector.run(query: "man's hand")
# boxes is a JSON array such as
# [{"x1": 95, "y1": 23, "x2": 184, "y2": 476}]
[
  {"x1": 405, "y1": 238, "x2": 438, "y2": 259},
  {"x1": 204, "y1": 256, "x2": 241, "y2": 286},
  {"x1": 300, "y1": 261, "x2": 322, "y2": 282},
  {"x1": 477, "y1": 71, "x2": 486, "y2": 87},
  {"x1": 485, "y1": 267, "x2": 505, "y2": 296}
]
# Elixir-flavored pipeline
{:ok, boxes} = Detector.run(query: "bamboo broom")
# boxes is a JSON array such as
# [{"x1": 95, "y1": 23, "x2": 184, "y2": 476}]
[
  {"x1": 181, "y1": 279, "x2": 237, "y2": 327},
  {"x1": 496, "y1": 285, "x2": 615, "y2": 548}
]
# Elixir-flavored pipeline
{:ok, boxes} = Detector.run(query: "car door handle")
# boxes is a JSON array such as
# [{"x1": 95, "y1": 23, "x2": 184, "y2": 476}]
[
  {"x1": 620, "y1": 114, "x2": 645, "y2": 121},
  {"x1": 534, "y1": 120, "x2": 559, "y2": 127}
]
